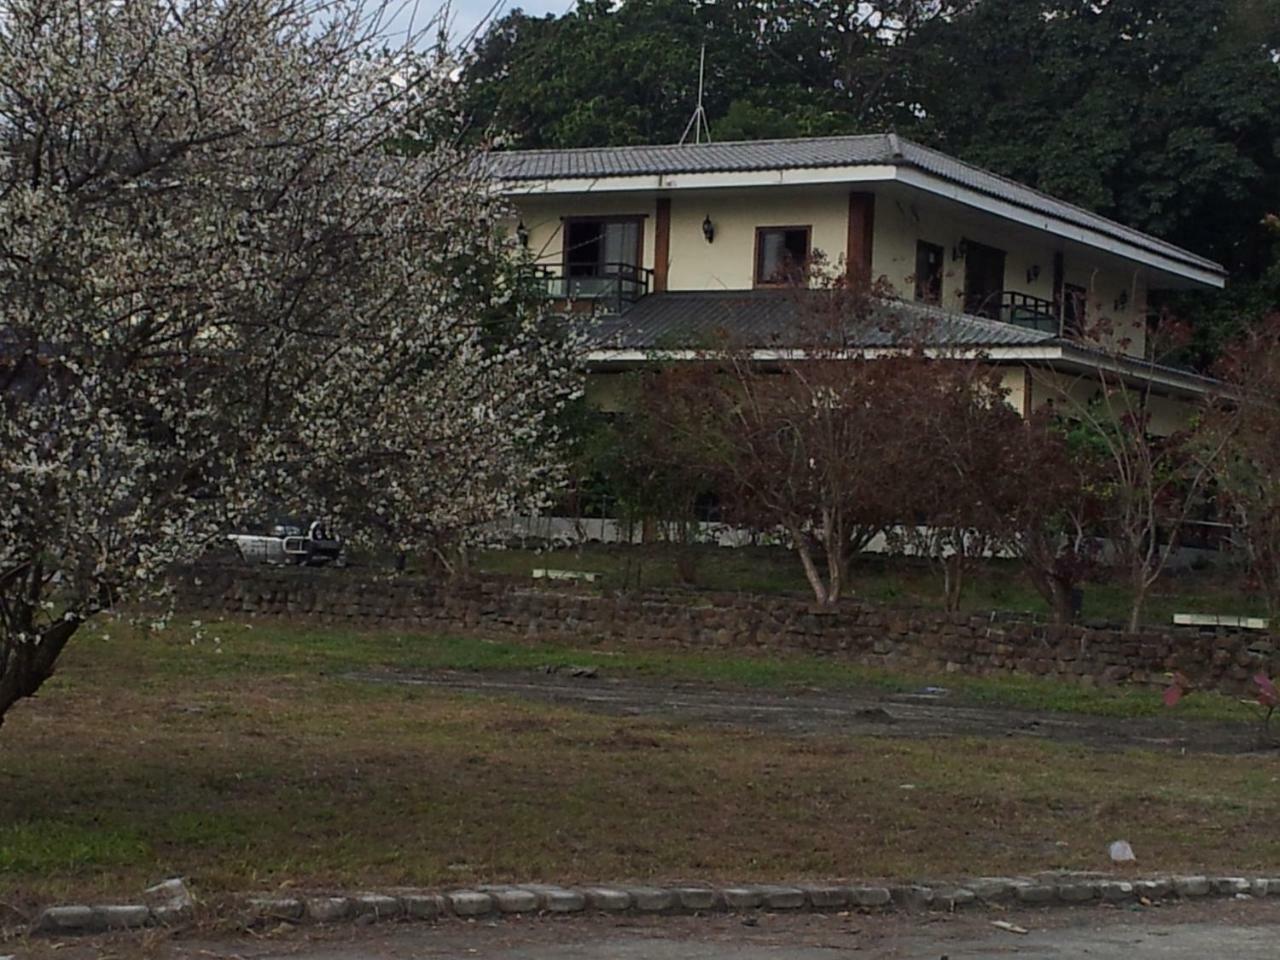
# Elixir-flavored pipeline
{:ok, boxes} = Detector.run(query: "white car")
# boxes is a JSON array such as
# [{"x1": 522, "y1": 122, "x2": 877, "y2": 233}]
[{"x1": 228, "y1": 520, "x2": 345, "y2": 567}]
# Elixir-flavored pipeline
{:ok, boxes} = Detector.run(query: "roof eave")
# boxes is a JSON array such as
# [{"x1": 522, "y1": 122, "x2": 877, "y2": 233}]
[{"x1": 494, "y1": 161, "x2": 1226, "y2": 290}]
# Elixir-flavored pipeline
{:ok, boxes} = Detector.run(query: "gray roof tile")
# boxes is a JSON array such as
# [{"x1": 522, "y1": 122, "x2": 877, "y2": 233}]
[
  {"x1": 587, "y1": 290, "x2": 1057, "y2": 352},
  {"x1": 487, "y1": 134, "x2": 1223, "y2": 276}
]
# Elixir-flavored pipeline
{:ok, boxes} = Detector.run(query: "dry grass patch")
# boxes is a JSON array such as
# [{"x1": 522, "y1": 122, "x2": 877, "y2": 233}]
[{"x1": 0, "y1": 622, "x2": 1277, "y2": 912}]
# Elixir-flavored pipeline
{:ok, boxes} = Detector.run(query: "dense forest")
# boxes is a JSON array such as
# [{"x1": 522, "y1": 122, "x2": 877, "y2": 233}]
[{"x1": 461, "y1": 0, "x2": 1280, "y2": 365}]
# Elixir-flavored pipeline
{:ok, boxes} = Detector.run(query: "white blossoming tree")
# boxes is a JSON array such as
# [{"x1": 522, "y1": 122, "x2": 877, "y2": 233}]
[{"x1": 0, "y1": 0, "x2": 580, "y2": 727}]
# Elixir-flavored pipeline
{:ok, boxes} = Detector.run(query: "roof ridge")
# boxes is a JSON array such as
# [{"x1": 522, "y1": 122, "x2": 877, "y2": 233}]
[{"x1": 489, "y1": 133, "x2": 889, "y2": 159}]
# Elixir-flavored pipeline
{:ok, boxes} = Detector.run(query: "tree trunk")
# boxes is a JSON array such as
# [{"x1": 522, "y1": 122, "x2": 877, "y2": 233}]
[
  {"x1": 0, "y1": 615, "x2": 82, "y2": 729},
  {"x1": 790, "y1": 527, "x2": 831, "y2": 605},
  {"x1": 1049, "y1": 578, "x2": 1075, "y2": 625},
  {"x1": 943, "y1": 554, "x2": 964, "y2": 612},
  {"x1": 1127, "y1": 576, "x2": 1147, "y2": 634}
]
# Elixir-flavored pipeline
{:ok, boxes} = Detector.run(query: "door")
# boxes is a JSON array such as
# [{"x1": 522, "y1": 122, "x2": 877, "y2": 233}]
[{"x1": 963, "y1": 241, "x2": 1006, "y2": 319}]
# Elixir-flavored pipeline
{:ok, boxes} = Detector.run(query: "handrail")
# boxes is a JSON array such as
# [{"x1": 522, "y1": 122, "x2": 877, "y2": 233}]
[
  {"x1": 530, "y1": 261, "x2": 653, "y2": 314},
  {"x1": 968, "y1": 290, "x2": 1061, "y2": 334}
]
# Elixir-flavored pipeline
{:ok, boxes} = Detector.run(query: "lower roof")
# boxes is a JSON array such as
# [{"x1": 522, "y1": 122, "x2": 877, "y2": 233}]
[
  {"x1": 588, "y1": 289, "x2": 1056, "y2": 352},
  {"x1": 582, "y1": 290, "x2": 1223, "y2": 398}
]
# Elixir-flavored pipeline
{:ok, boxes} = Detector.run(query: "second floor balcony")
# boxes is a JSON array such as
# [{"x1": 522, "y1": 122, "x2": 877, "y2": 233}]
[
  {"x1": 966, "y1": 290, "x2": 1062, "y2": 335},
  {"x1": 533, "y1": 261, "x2": 653, "y2": 315}
]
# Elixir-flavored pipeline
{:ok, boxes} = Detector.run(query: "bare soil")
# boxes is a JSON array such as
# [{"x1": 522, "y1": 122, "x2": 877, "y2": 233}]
[{"x1": 353, "y1": 668, "x2": 1263, "y2": 754}]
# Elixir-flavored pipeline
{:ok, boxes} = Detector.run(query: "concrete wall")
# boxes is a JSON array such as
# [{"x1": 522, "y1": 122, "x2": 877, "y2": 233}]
[{"x1": 172, "y1": 565, "x2": 1277, "y2": 699}]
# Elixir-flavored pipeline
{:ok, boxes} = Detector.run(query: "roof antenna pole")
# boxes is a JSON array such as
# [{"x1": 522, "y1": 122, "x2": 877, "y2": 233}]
[{"x1": 678, "y1": 43, "x2": 712, "y2": 145}]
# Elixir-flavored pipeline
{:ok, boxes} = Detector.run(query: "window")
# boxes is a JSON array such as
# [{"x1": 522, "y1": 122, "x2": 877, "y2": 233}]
[
  {"x1": 914, "y1": 240, "x2": 944, "y2": 305},
  {"x1": 563, "y1": 218, "x2": 642, "y2": 278},
  {"x1": 962, "y1": 240, "x2": 1007, "y2": 319},
  {"x1": 755, "y1": 226, "x2": 811, "y2": 285},
  {"x1": 1063, "y1": 283, "x2": 1087, "y2": 336}
]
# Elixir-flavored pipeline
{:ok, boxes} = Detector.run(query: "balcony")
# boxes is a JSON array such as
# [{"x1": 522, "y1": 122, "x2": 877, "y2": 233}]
[
  {"x1": 966, "y1": 291, "x2": 1061, "y2": 335},
  {"x1": 533, "y1": 262, "x2": 653, "y2": 315}
]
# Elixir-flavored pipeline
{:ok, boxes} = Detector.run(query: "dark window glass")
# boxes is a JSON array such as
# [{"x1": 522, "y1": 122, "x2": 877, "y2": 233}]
[
  {"x1": 755, "y1": 226, "x2": 811, "y2": 285},
  {"x1": 915, "y1": 240, "x2": 944, "y2": 305},
  {"x1": 963, "y1": 241, "x2": 1007, "y2": 318},
  {"x1": 564, "y1": 219, "x2": 640, "y2": 277}
]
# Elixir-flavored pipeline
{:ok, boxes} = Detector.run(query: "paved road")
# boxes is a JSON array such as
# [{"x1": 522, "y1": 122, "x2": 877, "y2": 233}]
[{"x1": 62, "y1": 900, "x2": 1279, "y2": 960}]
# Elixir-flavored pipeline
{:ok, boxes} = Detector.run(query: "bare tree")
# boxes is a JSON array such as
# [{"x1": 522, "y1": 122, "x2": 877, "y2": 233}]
[
  {"x1": 996, "y1": 413, "x2": 1104, "y2": 624},
  {"x1": 0, "y1": 0, "x2": 579, "y2": 727},
  {"x1": 887, "y1": 360, "x2": 1023, "y2": 612},
  {"x1": 1030, "y1": 321, "x2": 1230, "y2": 632},
  {"x1": 651, "y1": 269, "x2": 921, "y2": 605},
  {"x1": 1210, "y1": 315, "x2": 1280, "y2": 618}
]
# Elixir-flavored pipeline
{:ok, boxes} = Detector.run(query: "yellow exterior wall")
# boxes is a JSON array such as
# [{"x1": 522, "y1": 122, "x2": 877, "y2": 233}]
[
  {"x1": 1022, "y1": 367, "x2": 1194, "y2": 437},
  {"x1": 870, "y1": 191, "x2": 1058, "y2": 311},
  {"x1": 510, "y1": 185, "x2": 1154, "y2": 360},
  {"x1": 665, "y1": 187, "x2": 850, "y2": 289},
  {"x1": 1062, "y1": 261, "x2": 1149, "y2": 357}
]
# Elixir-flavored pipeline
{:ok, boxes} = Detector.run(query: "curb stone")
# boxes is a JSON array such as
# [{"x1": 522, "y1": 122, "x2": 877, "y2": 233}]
[
  {"x1": 583, "y1": 887, "x2": 631, "y2": 911},
  {"x1": 802, "y1": 885, "x2": 851, "y2": 909},
  {"x1": 247, "y1": 897, "x2": 303, "y2": 921},
  {"x1": 626, "y1": 887, "x2": 676, "y2": 913},
  {"x1": 756, "y1": 885, "x2": 805, "y2": 910},
  {"x1": 29, "y1": 871, "x2": 1280, "y2": 936},
  {"x1": 306, "y1": 897, "x2": 352, "y2": 923},
  {"x1": 673, "y1": 887, "x2": 719, "y2": 912},
  {"x1": 445, "y1": 891, "x2": 493, "y2": 917}
]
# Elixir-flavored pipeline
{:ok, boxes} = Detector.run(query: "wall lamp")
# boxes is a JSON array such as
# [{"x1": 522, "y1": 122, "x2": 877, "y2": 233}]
[
  {"x1": 951, "y1": 239, "x2": 968, "y2": 261},
  {"x1": 702, "y1": 215, "x2": 715, "y2": 244},
  {"x1": 1026, "y1": 264, "x2": 1041, "y2": 283},
  {"x1": 515, "y1": 220, "x2": 529, "y2": 247},
  {"x1": 1114, "y1": 290, "x2": 1129, "y2": 311}
]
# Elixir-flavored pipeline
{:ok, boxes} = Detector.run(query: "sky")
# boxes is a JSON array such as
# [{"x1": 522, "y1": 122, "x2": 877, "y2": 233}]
[{"x1": 385, "y1": 0, "x2": 572, "y2": 47}]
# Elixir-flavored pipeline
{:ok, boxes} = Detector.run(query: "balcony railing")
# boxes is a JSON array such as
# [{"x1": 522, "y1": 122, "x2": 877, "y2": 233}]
[
  {"x1": 533, "y1": 262, "x2": 653, "y2": 314},
  {"x1": 967, "y1": 291, "x2": 1061, "y2": 334}
]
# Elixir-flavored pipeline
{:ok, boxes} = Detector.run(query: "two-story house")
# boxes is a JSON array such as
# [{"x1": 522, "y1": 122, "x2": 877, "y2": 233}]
[{"x1": 489, "y1": 134, "x2": 1227, "y2": 434}]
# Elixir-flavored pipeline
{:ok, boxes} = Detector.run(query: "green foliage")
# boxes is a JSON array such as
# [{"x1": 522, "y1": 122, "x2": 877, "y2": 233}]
[{"x1": 462, "y1": 0, "x2": 1280, "y2": 366}]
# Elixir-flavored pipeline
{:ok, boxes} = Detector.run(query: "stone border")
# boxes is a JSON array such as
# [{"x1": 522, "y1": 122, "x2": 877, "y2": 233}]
[{"x1": 31, "y1": 874, "x2": 1280, "y2": 935}]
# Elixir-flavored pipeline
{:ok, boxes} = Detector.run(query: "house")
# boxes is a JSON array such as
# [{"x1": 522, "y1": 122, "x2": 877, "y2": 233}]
[{"x1": 488, "y1": 134, "x2": 1227, "y2": 434}]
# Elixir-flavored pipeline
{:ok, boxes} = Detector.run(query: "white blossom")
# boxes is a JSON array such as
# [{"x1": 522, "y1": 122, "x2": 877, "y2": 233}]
[{"x1": 0, "y1": 0, "x2": 580, "y2": 724}]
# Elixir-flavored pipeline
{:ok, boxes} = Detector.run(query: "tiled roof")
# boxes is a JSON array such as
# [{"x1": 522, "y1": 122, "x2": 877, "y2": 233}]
[
  {"x1": 487, "y1": 134, "x2": 1224, "y2": 276},
  {"x1": 586, "y1": 290, "x2": 1057, "y2": 352},
  {"x1": 488, "y1": 136, "x2": 892, "y2": 180}
]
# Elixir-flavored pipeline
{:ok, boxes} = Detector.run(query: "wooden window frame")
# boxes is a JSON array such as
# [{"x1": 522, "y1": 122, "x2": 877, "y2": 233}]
[
  {"x1": 754, "y1": 225, "x2": 813, "y2": 287},
  {"x1": 560, "y1": 215, "x2": 646, "y2": 275}
]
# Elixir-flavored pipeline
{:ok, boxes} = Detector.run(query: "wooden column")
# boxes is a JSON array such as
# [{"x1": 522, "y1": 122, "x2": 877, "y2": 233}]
[
  {"x1": 1052, "y1": 251, "x2": 1065, "y2": 331},
  {"x1": 847, "y1": 191, "x2": 876, "y2": 287},
  {"x1": 653, "y1": 198, "x2": 672, "y2": 293}
]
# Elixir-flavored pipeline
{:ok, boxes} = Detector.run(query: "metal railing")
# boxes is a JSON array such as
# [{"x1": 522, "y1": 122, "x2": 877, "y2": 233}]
[
  {"x1": 533, "y1": 261, "x2": 653, "y2": 314},
  {"x1": 968, "y1": 290, "x2": 1060, "y2": 334}
]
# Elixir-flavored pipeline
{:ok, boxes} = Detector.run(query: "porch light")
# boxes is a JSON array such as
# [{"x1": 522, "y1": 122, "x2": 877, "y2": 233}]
[
  {"x1": 515, "y1": 219, "x2": 529, "y2": 247},
  {"x1": 1114, "y1": 290, "x2": 1129, "y2": 311},
  {"x1": 1026, "y1": 264, "x2": 1041, "y2": 282},
  {"x1": 951, "y1": 239, "x2": 968, "y2": 261},
  {"x1": 702, "y1": 215, "x2": 715, "y2": 244}
]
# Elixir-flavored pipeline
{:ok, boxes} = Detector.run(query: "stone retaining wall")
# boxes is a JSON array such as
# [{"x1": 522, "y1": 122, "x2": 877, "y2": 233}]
[{"x1": 169, "y1": 564, "x2": 1278, "y2": 696}]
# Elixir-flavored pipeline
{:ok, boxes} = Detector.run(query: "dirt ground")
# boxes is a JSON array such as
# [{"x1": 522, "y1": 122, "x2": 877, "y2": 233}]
[
  {"x1": 353, "y1": 668, "x2": 1263, "y2": 754},
  {"x1": 20, "y1": 897, "x2": 1280, "y2": 960}
]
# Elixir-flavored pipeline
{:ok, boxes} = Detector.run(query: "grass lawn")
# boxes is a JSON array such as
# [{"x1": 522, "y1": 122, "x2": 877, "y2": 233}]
[
  {"x1": 1, "y1": 619, "x2": 1277, "y2": 913},
  {"x1": 473, "y1": 544, "x2": 1263, "y2": 626}
]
